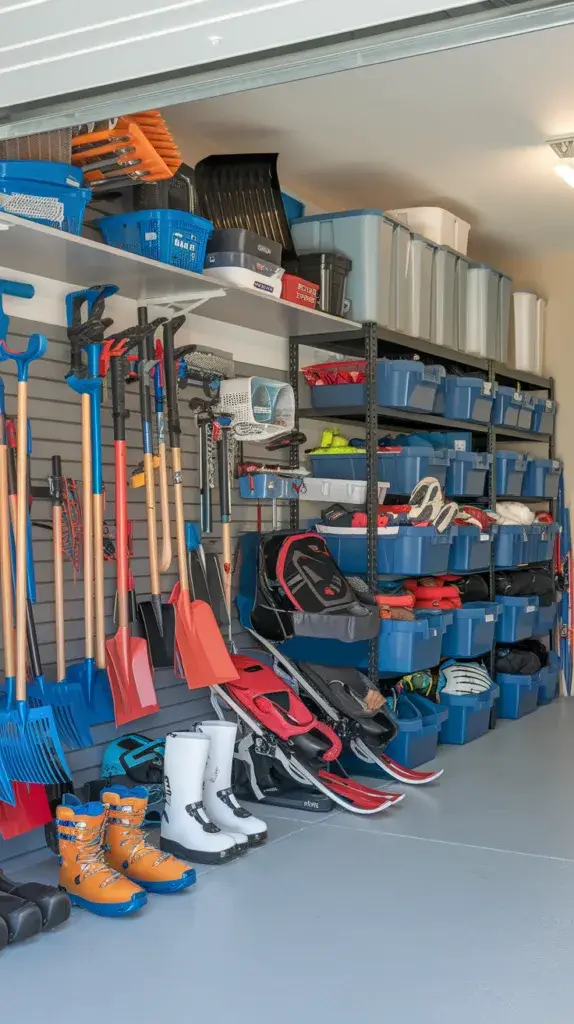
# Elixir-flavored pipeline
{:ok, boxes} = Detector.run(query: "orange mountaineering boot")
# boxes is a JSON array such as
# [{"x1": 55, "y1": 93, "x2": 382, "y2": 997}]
[
  {"x1": 57, "y1": 795, "x2": 147, "y2": 917},
  {"x1": 102, "y1": 785, "x2": 196, "y2": 894}
]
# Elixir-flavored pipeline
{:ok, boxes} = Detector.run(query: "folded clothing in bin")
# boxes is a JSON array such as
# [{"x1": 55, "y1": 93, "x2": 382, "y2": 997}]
[{"x1": 404, "y1": 577, "x2": 462, "y2": 610}]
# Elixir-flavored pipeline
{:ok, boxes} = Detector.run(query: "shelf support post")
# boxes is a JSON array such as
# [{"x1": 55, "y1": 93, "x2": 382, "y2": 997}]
[
  {"x1": 288, "y1": 335, "x2": 300, "y2": 531},
  {"x1": 365, "y1": 321, "x2": 379, "y2": 689}
]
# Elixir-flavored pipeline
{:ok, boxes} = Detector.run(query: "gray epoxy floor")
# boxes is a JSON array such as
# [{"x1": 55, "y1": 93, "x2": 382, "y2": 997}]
[{"x1": 4, "y1": 700, "x2": 574, "y2": 1023}]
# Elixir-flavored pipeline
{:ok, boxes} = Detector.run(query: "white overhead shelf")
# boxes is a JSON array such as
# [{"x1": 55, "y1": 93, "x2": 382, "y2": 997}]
[{"x1": 0, "y1": 213, "x2": 360, "y2": 339}]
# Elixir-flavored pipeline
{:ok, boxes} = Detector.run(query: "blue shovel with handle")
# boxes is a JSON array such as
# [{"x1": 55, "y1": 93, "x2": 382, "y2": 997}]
[
  {"x1": 65, "y1": 285, "x2": 117, "y2": 725},
  {"x1": 0, "y1": 378, "x2": 15, "y2": 805},
  {"x1": 0, "y1": 331, "x2": 71, "y2": 785}
]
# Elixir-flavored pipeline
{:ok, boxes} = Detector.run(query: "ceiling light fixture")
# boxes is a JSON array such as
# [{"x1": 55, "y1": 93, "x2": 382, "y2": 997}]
[{"x1": 554, "y1": 159, "x2": 574, "y2": 188}]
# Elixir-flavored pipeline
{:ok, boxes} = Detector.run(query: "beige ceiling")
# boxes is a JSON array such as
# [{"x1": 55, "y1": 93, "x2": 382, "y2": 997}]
[{"x1": 167, "y1": 22, "x2": 574, "y2": 258}]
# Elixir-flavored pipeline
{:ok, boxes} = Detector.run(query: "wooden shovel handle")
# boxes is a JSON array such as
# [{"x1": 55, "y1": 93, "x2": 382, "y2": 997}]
[
  {"x1": 16, "y1": 381, "x2": 28, "y2": 701},
  {"x1": 51, "y1": 457, "x2": 66, "y2": 682},
  {"x1": 0, "y1": 439, "x2": 15, "y2": 679},
  {"x1": 172, "y1": 446, "x2": 188, "y2": 593},
  {"x1": 158, "y1": 440, "x2": 172, "y2": 574}
]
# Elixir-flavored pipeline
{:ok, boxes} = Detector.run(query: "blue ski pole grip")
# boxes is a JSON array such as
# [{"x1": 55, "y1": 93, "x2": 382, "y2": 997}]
[
  {"x1": 0, "y1": 279, "x2": 34, "y2": 341},
  {"x1": 0, "y1": 332, "x2": 47, "y2": 381}
]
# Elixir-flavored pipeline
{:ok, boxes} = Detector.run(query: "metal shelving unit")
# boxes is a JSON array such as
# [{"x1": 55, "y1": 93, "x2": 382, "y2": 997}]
[{"x1": 288, "y1": 321, "x2": 556, "y2": 689}]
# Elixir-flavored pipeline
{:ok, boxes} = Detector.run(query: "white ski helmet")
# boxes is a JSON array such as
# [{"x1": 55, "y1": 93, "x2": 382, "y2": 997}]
[{"x1": 440, "y1": 661, "x2": 493, "y2": 695}]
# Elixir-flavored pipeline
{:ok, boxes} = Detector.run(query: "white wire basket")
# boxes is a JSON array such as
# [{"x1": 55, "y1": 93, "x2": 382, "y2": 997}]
[{"x1": 218, "y1": 377, "x2": 295, "y2": 441}]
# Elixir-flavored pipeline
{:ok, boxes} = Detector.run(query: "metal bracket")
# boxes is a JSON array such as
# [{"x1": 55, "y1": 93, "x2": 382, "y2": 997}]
[{"x1": 146, "y1": 288, "x2": 227, "y2": 318}]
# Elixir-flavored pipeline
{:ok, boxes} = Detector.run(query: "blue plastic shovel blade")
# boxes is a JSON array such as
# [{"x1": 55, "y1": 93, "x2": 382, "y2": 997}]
[{"x1": 66, "y1": 660, "x2": 115, "y2": 727}]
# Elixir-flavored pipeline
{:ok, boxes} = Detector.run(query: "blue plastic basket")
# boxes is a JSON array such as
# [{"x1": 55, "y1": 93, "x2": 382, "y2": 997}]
[
  {"x1": 98, "y1": 209, "x2": 213, "y2": 271},
  {"x1": 319, "y1": 524, "x2": 453, "y2": 576},
  {"x1": 449, "y1": 524, "x2": 495, "y2": 573},
  {"x1": 495, "y1": 596, "x2": 538, "y2": 642},
  {"x1": 442, "y1": 602, "x2": 500, "y2": 658},
  {"x1": 0, "y1": 160, "x2": 84, "y2": 187},
  {"x1": 445, "y1": 450, "x2": 491, "y2": 497},
  {"x1": 496, "y1": 673, "x2": 540, "y2": 719},
  {"x1": 439, "y1": 684, "x2": 498, "y2": 745},
  {"x1": 0, "y1": 179, "x2": 91, "y2": 234},
  {"x1": 532, "y1": 600, "x2": 558, "y2": 637},
  {"x1": 433, "y1": 376, "x2": 494, "y2": 423},
  {"x1": 536, "y1": 652, "x2": 560, "y2": 705}
]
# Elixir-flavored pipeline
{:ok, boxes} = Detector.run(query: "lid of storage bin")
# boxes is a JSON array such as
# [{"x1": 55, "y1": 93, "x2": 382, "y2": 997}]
[
  {"x1": 292, "y1": 252, "x2": 352, "y2": 273},
  {"x1": 534, "y1": 396, "x2": 556, "y2": 411},
  {"x1": 379, "y1": 445, "x2": 449, "y2": 459},
  {"x1": 410, "y1": 232, "x2": 438, "y2": 249},
  {"x1": 497, "y1": 385, "x2": 523, "y2": 399},
  {"x1": 292, "y1": 208, "x2": 388, "y2": 223},
  {"x1": 207, "y1": 228, "x2": 282, "y2": 265},
  {"x1": 527, "y1": 457, "x2": 562, "y2": 470},
  {"x1": 496, "y1": 449, "x2": 525, "y2": 458},
  {"x1": 448, "y1": 449, "x2": 492, "y2": 465}
]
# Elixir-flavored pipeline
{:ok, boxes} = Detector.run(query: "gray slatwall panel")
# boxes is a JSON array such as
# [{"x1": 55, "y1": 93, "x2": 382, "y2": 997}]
[{"x1": 0, "y1": 317, "x2": 290, "y2": 865}]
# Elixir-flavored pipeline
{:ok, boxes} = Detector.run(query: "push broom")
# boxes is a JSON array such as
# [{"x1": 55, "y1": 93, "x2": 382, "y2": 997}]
[
  {"x1": 162, "y1": 316, "x2": 238, "y2": 690},
  {"x1": 0, "y1": 334, "x2": 71, "y2": 785}
]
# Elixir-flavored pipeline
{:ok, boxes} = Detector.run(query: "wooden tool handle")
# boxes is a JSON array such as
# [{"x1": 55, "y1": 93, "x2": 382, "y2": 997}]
[
  {"x1": 51, "y1": 456, "x2": 66, "y2": 681},
  {"x1": 81, "y1": 393, "x2": 94, "y2": 662},
  {"x1": 158, "y1": 440, "x2": 172, "y2": 574},
  {"x1": 0, "y1": 440, "x2": 15, "y2": 679},
  {"x1": 172, "y1": 446, "x2": 188, "y2": 593},
  {"x1": 16, "y1": 382, "x2": 28, "y2": 701}
]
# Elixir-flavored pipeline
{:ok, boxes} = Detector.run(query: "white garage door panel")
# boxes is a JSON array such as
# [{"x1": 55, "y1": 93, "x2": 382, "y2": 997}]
[{"x1": 0, "y1": 0, "x2": 480, "y2": 108}]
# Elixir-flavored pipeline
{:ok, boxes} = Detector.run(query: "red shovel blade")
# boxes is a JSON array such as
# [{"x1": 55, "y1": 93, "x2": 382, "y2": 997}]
[
  {"x1": 0, "y1": 782, "x2": 52, "y2": 838},
  {"x1": 170, "y1": 583, "x2": 239, "y2": 690},
  {"x1": 105, "y1": 626, "x2": 160, "y2": 727}
]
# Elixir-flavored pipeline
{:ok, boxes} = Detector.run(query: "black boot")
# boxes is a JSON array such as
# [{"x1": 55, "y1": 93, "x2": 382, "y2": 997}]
[
  {"x1": 0, "y1": 870, "x2": 71, "y2": 931},
  {"x1": 0, "y1": 892, "x2": 43, "y2": 943}
]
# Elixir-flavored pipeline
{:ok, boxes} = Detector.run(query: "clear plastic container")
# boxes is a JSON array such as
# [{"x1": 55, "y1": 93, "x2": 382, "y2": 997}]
[
  {"x1": 431, "y1": 245, "x2": 457, "y2": 348},
  {"x1": 407, "y1": 234, "x2": 435, "y2": 340},
  {"x1": 388, "y1": 206, "x2": 471, "y2": 254}
]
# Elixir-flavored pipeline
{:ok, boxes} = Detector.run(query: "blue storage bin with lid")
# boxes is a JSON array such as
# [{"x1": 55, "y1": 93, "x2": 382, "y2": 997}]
[
  {"x1": 0, "y1": 178, "x2": 91, "y2": 234},
  {"x1": 310, "y1": 453, "x2": 367, "y2": 480},
  {"x1": 98, "y1": 209, "x2": 213, "y2": 271},
  {"x1": 238, "y1": 473, "x2": 302, "y2": 500},
  {"x1": 376, "y1": 359, "x2": 445, "y2": 412},
  {"x1": 522, "y1": 458, "x2": 562, "y2": 499},
  {"x1": 433, "y1": 375, "x2": 494, "y2": 423},
  {"x1": 0, "y1": 160, "x2": 84, "y2": 188},
  {"x1": 495, "y1": 595, "x2": 538, "y2": 642},
  {"x1": 449, "y1": 524, "x2": 496, "y2": 572},
  {"x1": 309, "y1": 381, "x2": 365, "y2": 410},
  {"x1": 536, "y1": 652, "x2": 560, "y2": 705},
  {"x1": 383, "y1": 695, "x2": 447, "y2": 768},
  {"x1": 442, "y1": 602, "x2": 500, "y2": 658},
  {"x1": 359, "y1": 612, "x2": 451, "y2": 675},
  {"x1": 281, "y1": 192, "x2": 305, "y2": 223},
  {"x1": 492, "y1": 386, "x2": 523, "y2": 427},
  {"x1": 445, "y1": 450, "x2": 491, "y2": 497},
  {"x1": 528, "y1": 522, "x2": 559, "y2": 563},
  {"x1": 496, "y1": 672, "x2": 540, "y2": 719},
  {"x1": 517, "y1": 394, "x2": 535, "y2": 431},
  {"x1": 494, "y1": 525, "x2": 529, "y2": 568},
  {"x1": 318, "y1": 524, "x2": 453, "y2": 576},
  {"x1": 496, "y1": 450, "x2": 527, "y2": 496},
  {"x1": 440, "y1": 683, "x2": 499, "y2": 745},
  {"x1": 379, "y1": 446, "x2": 449, "y2": 494},
  {"x1": 532, "y1": 600, "x2": 559, "y2": 637},
  {"x1": 275, "y1": 611, "x2": 450, "y2": 673},
  {"x1": 532, "y1": 397, "x2": 556, "y2": 435}
]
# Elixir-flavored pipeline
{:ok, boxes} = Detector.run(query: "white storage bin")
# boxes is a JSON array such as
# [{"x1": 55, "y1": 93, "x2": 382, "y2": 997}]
[
  {"x1": 299, "y1": 478, "x2": 390, "y2": 504},
  {"x1": 407, "y1": 234, "x2": 435, "y2": 340},
  {"x1": 205, "y1": 264, "x2": 283, "y2": 297},
  {"x1": 391, "y1": 218, "x2": 411, "y2": 333},
  {"x1": 388, "y1": 206, "x2": 471, "y2": 255},
  {"x1": 431, "y1": 245, "x2": 457, "y2": 348},
  {"x1": 513, "y1": 291, "x2": 546, "y2": 375},
  {"x1": 291, "y1": 209, "x2": 395, "y2": 325}
]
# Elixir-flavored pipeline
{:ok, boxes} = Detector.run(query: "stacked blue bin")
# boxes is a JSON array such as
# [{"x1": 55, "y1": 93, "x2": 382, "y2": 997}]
[
  {"x1": 532, "y1": 398, "x2": 556, "y2": 435},
  {"x1": 494, "y1": 525, "x2": 529, "y2": 568},
  {"x1": 318, "y1": 524, "x2": 453, "y2": 576},
  {"x1": 532, "y1": 600, "x2": 559, "y2": 637},
  {"x1": 445, "y1": 450, "x2": 491, "y2": 497},
  {"x1": 383, "y1": 695, "x2": 448, "y2": 768},
  {"x1": 527, "y1": 522, "x2": 559, "y2": 563},
  {"x1": 449, "y1": 524, "x2": 496, "y2": 573},
  {"x1": 517, "y1": 395, "x2": 535, "y2": 431},
  {"x1": 376, "y1": 359, "x2": 445, "y2": 412},
  {"x1": 310, "y1": 447, "x2": 450, "y2": 491},
  {"x1": 496, "y1": 450, "x2": 527, "y2": 496},
  {"x1": 359, "y1": 612, "x2": 451, "y2": 676},
  {"x1": 433, "y1": 376, "x2": 494, "y2": 423},
  {"x1": 496, "y1": 673, "x2": 540, "y2": 719},
  {"x1": 495, "y1": 596, "x2": 539, "y2": 642},
  {"x1": 440, "y1": 683, "x2": 499, "y2": 745},
  {"x1": 536, "y1": 652, "x2": 560, "y2": 705},
  {"x1": 493, "y1": 386, "x2": 523, "y2": 428},
  {"x1": 522, "y1": 458, "x2": 562, "y2": 499},
  {"x1": 442, "y1": 602, "x2": 500, "y2": 658},
  {"x1": 238, "y1": 473, "x2": 302, "y2": 500}
]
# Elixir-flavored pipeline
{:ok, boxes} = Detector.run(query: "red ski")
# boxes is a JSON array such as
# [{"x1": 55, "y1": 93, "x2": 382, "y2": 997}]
[{"x1": 379, "y1": 754, "x2": 443, "y2": 785}]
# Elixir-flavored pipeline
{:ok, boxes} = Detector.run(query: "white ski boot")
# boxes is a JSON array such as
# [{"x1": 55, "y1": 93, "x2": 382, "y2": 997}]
[
  {"x1": 198, "y1": 721, "x2": 268, "y2": 846},
  {"x1": 160, "y1": 732, "x2": 239, "y2": 865}
]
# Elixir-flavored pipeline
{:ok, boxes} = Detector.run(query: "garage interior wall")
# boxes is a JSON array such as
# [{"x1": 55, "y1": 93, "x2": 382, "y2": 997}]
[{"x1": 0, "y1": 272, "x2": 319, "y2": 867}]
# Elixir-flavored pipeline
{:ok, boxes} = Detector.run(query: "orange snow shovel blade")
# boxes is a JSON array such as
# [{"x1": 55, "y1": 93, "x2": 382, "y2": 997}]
[
  {"x1": 105, "y1": 626, "x2": 159, "y2": 727},
  {"x1": 169, "y1": 583, "x2": 239, "y2": 690}
]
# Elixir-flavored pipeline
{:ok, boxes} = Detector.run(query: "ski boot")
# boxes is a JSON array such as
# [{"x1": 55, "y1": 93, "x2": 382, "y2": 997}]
[
  {"x1": 0, "y1": 869, "x2": 71, "y2": 931},
  {"x1": 101, "y1": 785, "x2": 196, "y2": 894},
  {"x1": 198, "y1": 721, "x2": 267, "y2": 846},
  {"x1": 56, "y1": 796, "x2": 147, "y2": 917},
  {"x1": 0, "y1": 891, "x2": 43, "y2": 943},
  {"x1": 160, "y1": 732, "x2": 239, "y2": 865}
]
